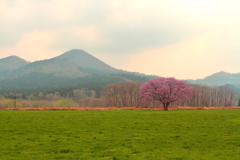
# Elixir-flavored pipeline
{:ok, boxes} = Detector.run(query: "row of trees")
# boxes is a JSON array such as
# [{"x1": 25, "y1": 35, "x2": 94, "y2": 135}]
[
  {"x1": 1, "y1": 89, "x2": 101, "y2": 108},
  {"x1": 175, "y1": 84, "x2": 237, "y2": 107},
  {"x1": 100, "y1": 79, "x2": 238, "y2": 109},
  {"x1": 1, "y1": 78, "x2": 238, "y2": 109},
  {"x1": 101, "y1": 82, "x2": 143, "y2": 107},
  {"x1": 5, "y1": 88, "x2": 96, "y2": 101},
  {"x1": 0, "y1": 97, "x2": 104, "y2": 109}
]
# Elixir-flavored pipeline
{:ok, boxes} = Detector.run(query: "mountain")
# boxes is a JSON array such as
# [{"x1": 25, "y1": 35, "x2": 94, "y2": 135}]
[
  {"x1": 53, "y1": 49, "x2": 117, "y2": 71},
  {"x1": 187, "y1": 71, "x2": 240, "y2": 86},
  {"x1": 0, "y1": 56, "x2": 29, "y2": 71},
  {"x1": 0, "y1": 49, "x2": 158, "y2": 94},
  {"x1": 0, "y1": 49, "x2": 119, "y2": 81},
  {"x1": 0, "y1": 58, "x2": 88, "y2": 81},
  {"x1": 2, "y1": 50, "x2": 240, "y2": 95}
]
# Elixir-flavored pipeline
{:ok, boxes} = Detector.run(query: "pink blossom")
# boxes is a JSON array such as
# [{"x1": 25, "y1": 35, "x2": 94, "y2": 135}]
[{"x1": 139, "y1": 77, "x2": 193, "y2": 111}]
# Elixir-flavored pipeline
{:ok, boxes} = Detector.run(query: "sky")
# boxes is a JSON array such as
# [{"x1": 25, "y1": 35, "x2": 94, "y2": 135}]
[{"x1": 1, "y1": 0, "x2": 240, "y2": 80}]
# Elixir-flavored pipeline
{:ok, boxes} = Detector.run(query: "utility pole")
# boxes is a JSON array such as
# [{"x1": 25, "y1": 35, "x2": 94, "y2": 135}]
[{"x1": 14, "y1": 93, "x2": 17, "y2": 108}]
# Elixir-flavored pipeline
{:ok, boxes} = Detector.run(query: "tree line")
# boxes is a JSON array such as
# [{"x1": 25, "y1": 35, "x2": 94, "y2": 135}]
[
  {"x1": 0, "y1": 80, "x2": 238, "y2": 109},
  {"x1": 101, "y1": 81, "x2": 238, "y2": 108}
]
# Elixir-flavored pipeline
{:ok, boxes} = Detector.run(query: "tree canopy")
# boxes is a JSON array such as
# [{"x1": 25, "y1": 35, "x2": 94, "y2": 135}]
[{"x1": 139, "y1": 77, "x2": 193, "y2": 111}]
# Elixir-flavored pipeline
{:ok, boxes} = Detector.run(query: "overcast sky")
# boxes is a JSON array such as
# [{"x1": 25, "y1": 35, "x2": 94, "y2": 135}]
[{"x1": 1, "y1": 0, "x2": 240, "y2": 79}]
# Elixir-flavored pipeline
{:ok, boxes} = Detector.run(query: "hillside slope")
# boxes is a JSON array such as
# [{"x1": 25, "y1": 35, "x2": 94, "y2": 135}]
[{"x1": 0, "y1": 73, "x2": 158, "y2": 94}]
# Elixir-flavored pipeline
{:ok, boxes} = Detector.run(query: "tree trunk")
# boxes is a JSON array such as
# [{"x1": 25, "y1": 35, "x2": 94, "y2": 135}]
[
  {"x1": 14, "y1": 94, "x2": 17, "y2": 108},
  {"x1": 14, "y1": 99, "x2": 16, "y2": 108},
  {"x1": 163, "y1": 104, "x2": 168, "y2": 111}
]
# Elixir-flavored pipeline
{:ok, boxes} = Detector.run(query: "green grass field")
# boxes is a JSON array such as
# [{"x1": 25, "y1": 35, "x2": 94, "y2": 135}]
[{"x1": 1, "y1": 110, "x2": 240, "y2": 160}]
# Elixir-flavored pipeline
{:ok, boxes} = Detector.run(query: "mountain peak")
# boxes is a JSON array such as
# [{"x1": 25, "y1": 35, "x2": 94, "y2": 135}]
[
  {"x1": 2, "y1": 55, "x2": 29, "y2": 62},
  {"x1": 3, "y1": 55, "x2": 21, "y2": 60},
  {"x1": 210, "y1": 71, "x2": 231, "y2": 77},
  {"x1": 53, "y1": 49, "x2": 117, "y2": 71},
  {"x1": 62, "y1": 49, "x2": 88, "y2": 56},
  {"x1": 215, "y1": 71, "x2": 229, "y2": 74},
  {"x1": 0, "y1": 56, "x2": 29, "y2": 71}
]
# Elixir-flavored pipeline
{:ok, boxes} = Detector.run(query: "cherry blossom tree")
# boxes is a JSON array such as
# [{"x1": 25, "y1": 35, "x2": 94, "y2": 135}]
[
  {"x1": 224, "y1": 99, "x2": 232, "y2": 107},
  {"x1": 139, "y1": 77, "x2": 193, "y2": 111}
]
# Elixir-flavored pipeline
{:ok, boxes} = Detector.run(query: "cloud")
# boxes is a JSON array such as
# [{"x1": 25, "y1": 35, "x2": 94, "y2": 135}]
[
  {"x1": 0, "y1": 30, "x2": 62, "y2": 61},
  {"x1": 1, "y1": 0, "x2": 240, "y2": 78},
  {"x1": 0, "y1": 0, "x2": 200, "y2": 52},
  {"x1": 123, "y1": 29, "x2": 240, "y2": 79}
]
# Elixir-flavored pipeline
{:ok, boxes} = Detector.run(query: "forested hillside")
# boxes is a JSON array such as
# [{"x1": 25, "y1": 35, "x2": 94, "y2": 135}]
[{"x1": 0, "y1": 73, "x2": 157, "y2": 95}]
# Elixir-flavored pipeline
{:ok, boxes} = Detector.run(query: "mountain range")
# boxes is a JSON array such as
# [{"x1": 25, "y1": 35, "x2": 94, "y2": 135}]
[
  {"x1": 1, "y1": 49, "x2": 240, "y2": 96},
  {"x1": 0, "y1": 49, "x2": 157, "y2": 95}
]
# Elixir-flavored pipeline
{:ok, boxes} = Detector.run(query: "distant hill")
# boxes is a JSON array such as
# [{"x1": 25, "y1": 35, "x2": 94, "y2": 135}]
[
  {"x1": 0, "y1": 56, "x2": 29, "y2": 71},
  {"x1": 187, "y1": 71, "x2": 240, "y2": 86}
]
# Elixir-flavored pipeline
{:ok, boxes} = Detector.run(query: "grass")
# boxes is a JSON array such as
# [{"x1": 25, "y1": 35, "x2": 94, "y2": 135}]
[{"x1": 0, "y1": 110, "x2": 240, "y2": 160}]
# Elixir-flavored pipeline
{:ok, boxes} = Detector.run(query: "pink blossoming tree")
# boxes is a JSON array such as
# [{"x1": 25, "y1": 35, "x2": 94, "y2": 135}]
[
  {"x1": 139, "y1": 77, "x2": 193, "y2": 111},
  {"x1": 224, "y1": 99, "x2": 232, "y2": 107}
]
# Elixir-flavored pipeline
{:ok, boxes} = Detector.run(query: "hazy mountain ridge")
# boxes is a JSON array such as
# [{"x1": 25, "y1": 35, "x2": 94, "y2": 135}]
[{"x1": 187, "y1": 71, "x2": 240, "y2": 86}]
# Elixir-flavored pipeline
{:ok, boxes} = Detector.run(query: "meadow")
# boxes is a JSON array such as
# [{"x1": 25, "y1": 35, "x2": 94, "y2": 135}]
[{"x1": 0, "y1": 109, "x2": 240, "y2": 160}]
